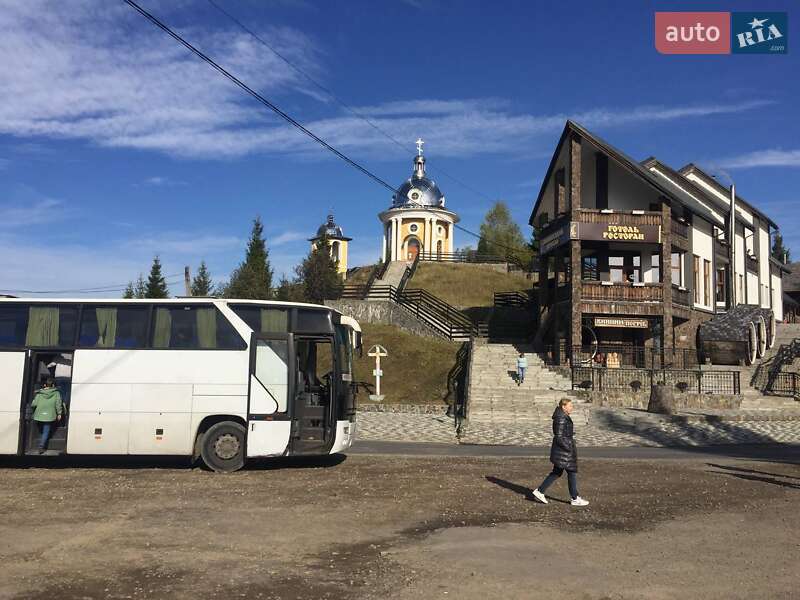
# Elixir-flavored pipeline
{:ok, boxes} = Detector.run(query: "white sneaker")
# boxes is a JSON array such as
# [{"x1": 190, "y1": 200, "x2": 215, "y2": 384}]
[
  {"x1": 531, "y1": 489, "x2": 548, "y2": 504},
  {"x1": 570, "y1": 496, "x2": 589, "y2": 507}
]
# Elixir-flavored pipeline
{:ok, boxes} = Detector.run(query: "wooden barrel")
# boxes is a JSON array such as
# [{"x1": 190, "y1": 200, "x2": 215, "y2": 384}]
[
  {"x1": 746, "y1": 321, "x2": 757, "y2": 365},
  {"x1": 755, "y1": 315, "x2": 767, "y2": 358}
]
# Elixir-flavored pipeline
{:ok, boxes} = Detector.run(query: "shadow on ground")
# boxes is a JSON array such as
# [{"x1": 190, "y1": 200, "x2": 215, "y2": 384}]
[
  {"x1": 707, "y1": 462, "x2": 800, "y2": 490},
  {"x1": 0, "y1": 453, "x2": 347, "y2": 471},
  {"x1": 592, "y1": 408, "x2": 800, "y2": 463}
]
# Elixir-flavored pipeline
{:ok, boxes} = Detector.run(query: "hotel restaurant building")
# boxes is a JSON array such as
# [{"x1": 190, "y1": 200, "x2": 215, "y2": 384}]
[{"x1": 529, "y1": 121, "x2": 788, "y2": 362}]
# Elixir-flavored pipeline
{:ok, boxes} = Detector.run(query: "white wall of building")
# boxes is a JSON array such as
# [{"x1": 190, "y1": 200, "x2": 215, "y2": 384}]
[
  {"x1": 771, "y1": 272, "x2": 784, "y2": 321},
  {"x1": 692, "y1": 217, "x2": 714, "y2": 310}
]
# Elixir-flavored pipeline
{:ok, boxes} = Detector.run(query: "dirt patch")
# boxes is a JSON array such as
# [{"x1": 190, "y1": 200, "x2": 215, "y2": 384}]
[{"x1": 0, "y1": 455, "x2": 797, "y2": 599}]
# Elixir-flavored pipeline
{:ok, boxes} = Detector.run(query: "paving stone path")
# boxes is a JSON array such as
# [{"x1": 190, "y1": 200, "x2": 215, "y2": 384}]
[{"x1": 356, "y1": 408, "x2": 800, "y2": 447}]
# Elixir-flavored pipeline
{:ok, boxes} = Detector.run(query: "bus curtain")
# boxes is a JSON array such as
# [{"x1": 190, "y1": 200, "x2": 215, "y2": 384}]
[
  {"x1": 95, "y1": 307, "x2": 117, "y2": 348},
  {"x1": 153, "y1": 308, "x2": 172, "y2": 348},
  {"x1": 260, "y1": 308, "x2": 288, "y2": 333},
  {"x1": 25, "y1": 306, "x2": 59, "y2": 347},
  {"x1": 196, "y1": 308, "x2": 217, "y2": 349}
]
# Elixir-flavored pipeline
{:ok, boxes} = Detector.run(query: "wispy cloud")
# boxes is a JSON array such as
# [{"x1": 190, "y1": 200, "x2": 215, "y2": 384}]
[
  {"x1": 140, "y1": 176, "x2": 187, "y2": 187},
  {"x1": 713, "y1": 148, "x2": 800, "y2": 169},
  {"x1": 0, "y1": 198, "x2": 66, "y2": 228},
  {"x1": 0, "y1": 2, "x2": 774, "y2": 161},
  {"x1": 271, "y1": 231, "x2": 307, "y2": 246},
  {"x1": 125, "y1": 232, "x2": 242, "y2": 255}
]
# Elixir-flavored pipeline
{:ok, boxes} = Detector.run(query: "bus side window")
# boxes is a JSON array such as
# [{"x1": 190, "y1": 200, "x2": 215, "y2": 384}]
[
  {"x1": 0, "y1": 304, "x2": 29, "y2": 347},
  {"x1": 151, "y1": 306, "x2": 245, "y2": 350},
  {"x1": 23, "y1": 305, "x2": 78, "y2": 348},
  {"x1": 79, "y1": 306, "x2": 149, "y2": 348}
]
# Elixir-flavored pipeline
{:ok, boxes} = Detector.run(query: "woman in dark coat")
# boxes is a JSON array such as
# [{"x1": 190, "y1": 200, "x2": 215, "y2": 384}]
[{"x1": 532, "y1": 398, "x2": 589, "y2": 506}]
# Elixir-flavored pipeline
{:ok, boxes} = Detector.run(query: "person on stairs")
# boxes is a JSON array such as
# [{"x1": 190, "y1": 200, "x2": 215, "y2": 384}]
[
  {"x1": 516, "y1": 352, "x2": 527, "y2": 386},
  {"x1": 531, "y1": 398, "x2": 589, "y2": 507},
  {"x1": 31, "y1": 377, "x2": 63, "y2": 454}
]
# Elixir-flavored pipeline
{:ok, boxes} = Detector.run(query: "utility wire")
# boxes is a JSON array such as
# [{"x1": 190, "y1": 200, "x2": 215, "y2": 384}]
[
  {"x1": 0, "y1": 275, "x2": 184, "y2": 295},
  {"x1": 124, "y1": 0, "x2": 396, "y2": 194},
  {"x1": 123, "y1": 0, "x2": 531, "y2": 259},
  {"x1": 204, "y1": 0, "x2": 494, "y2": 204}
]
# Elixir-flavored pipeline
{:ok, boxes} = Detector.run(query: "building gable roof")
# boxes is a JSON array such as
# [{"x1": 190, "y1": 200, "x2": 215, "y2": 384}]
[
  {"x1": 678, "y1": 163, "x2": 778, "y2": 229},
  {"x1": 529, "y1": 121, "x2": 722, "y2": 226}
]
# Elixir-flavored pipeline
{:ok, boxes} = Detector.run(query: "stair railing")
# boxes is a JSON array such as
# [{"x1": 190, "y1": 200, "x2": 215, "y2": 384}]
[{"x1": 751, "y1": 338, "x2": 800, "y2": 394}]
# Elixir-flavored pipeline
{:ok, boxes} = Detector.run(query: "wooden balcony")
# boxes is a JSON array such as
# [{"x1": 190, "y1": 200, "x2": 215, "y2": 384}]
[
  {"x1": 577, "y1": 209, "x2": 662, "y2": 227},
  {"x1": 580, "y1": 281, "x2": 664, "y2": 316},
  {"x1": 672, "y1": 285, "x2": 691, "y2": 307},
  {"x1": 582, "y1": 281, "x2": 663, "y2": 302}
]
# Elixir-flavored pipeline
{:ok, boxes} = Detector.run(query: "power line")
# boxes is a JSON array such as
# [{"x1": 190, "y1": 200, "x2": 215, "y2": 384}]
[
  {"x1": 123, "y1": 0, "x2": 530, "y2": 259},
  {"x1": 124, "y1": 0, "x2": 396, "y2": 194},
  {"x1": 204, "y1": 0, "x2": 495, "y2": 204},
  {"x1": 0, "y1": 275, "x2": 184, "y2": 295}
]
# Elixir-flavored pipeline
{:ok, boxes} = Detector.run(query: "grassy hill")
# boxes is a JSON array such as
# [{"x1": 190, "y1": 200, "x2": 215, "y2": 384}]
[
  {"x1": 353, "y1": 323, "x2": 460, "y2": 406},
  {"x1": 409, "y1": 262, "x2": 531, "y2": 308}
]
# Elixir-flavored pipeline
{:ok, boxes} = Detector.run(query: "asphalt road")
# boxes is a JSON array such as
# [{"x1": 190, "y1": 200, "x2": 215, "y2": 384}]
[{"x1": 350, "y1": 439, "x2": 800, "y2": 462}]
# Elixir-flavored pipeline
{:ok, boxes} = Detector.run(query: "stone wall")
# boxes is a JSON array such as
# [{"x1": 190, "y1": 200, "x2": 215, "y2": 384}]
[
  {"x1": 574, "y1": 389, "x2": 741, "y2": 410},
  {"x1": 325, "y1": 299, "x2": 443, "y2": 339}
]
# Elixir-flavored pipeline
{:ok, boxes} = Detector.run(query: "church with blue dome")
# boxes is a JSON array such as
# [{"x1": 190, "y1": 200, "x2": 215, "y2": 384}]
[{"x1": 378, "y1": 139, "x2": 460, "y2": 262}]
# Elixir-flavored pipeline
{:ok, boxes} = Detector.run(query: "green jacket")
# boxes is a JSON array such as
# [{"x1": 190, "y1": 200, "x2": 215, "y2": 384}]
[{"x1": 31, "y1": 387, "x2": 63, "y2": 422}]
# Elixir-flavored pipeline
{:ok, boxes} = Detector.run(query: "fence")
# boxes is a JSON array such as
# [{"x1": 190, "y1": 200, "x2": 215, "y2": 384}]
[
  {"x1": 419, "y1": 251, "x2": 506, "y2": 264},
  {"x1": 570, "y1": 345, "x2": 699, "y2": 370},
  {"x1": 767, "y1": 372, "x2": 800, "y2": 400},
  {"x1": 571, "y1": 367, "x2": 740, "y2": 395},
  {"x1": 494, "y1": 291, "x2": 533, "y2": 308},
  {"x1": 751, "y1": 338, "x2": 800, "y2": 395}
]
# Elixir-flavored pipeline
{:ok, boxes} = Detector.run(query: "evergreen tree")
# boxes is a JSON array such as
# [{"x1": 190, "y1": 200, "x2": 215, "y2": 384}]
[
  {"x1": 772, "y1": 232, "x2": 791, "y2": 263},
  {"x1": 145, "y1": 256, "x2": 169, "y2": 299},
  {"x1": 122, "y1": 282, "x2": 135, "y2": 299},
  {"x1": 191, "y1": 261, "x2": 213, "y2": 296},
  {"x1": 275, "y1": 274, "x2": 305, "y2": 302},
  {"x1": 296, "y1": 233, "x2": 342, "y2": 303},
  {"x1": 134, "y1": 273, "x2": 146, "y2": 299},
  {"x1": 476, "y1": 201, "x2": 531, "y2": 266},
  {"x1": 225, "y1": 217, "x2": 273, "y2": 299}
]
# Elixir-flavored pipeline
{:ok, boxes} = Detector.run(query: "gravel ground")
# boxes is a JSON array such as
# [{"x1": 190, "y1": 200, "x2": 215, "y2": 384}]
[{"x1": 0, "y1": 453, "x2": 797, "y2": 599}]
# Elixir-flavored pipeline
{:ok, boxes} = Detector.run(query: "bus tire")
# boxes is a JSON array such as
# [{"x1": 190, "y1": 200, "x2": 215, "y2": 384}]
[{"x1": 200, "y1": 421, "x2": 246, "y2": 473}]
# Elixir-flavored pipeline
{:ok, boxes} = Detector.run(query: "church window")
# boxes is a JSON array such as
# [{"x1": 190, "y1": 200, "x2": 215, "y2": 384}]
[{"x1": 409, "y1": 224, "x2": 419, "y2": 233}]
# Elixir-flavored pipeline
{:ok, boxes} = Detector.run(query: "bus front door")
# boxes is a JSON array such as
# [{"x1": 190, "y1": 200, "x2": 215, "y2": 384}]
[
  {"x1": 292, "y1": 336, "x2": 335, "y2": 455},
  {"x1": 21, "y1": 350, "x2": 73, "y2": 456},
  {"x1": 0, "y1": 351, "x2": 26, "y2": 454}
]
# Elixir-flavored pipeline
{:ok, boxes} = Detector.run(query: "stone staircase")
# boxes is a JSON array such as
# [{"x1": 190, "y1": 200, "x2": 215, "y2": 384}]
[
  {"x1": 367, "y1": 261, "x2": 408, "y2": 296},
  {"x1": 465, "y1": 342, "x2": 586, "y2": 428}
]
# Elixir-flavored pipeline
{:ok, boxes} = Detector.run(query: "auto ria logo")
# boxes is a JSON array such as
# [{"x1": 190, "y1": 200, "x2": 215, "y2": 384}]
[{"x1": 655, "y1": 12, "x2": 787, "y2": 54}]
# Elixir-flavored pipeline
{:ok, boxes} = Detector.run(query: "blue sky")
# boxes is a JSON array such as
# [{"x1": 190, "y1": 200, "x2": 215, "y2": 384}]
[{"x1": 1, "y1": 0, "x2": 798, "y2": 296}]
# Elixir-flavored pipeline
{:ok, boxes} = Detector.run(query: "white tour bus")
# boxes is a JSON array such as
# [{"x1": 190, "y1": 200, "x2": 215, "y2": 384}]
[{"x1": 0, "y1": 298, "x2": 362, "y2": 472}]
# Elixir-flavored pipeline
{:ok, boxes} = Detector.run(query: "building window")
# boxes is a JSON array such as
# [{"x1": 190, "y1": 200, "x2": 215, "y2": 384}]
[
  {"x1": 744, "y1": 228, "x2": 755, "y2": 256},
  {"x1": 582, "y1": 256, "x2": 599, "y2": 281},
  {"x1": 609, "y1": 256, "x2": 624, "y2": 283},
  {"x1": 716, "y1": 267, "x2": 726, "y2": 304},
  {"x1": 671, "y1": 252, "x2": 684, "y2": 287},
  {"x1": 738, "y1": 274, "x2": 744, "y2": 303},
  {"x1": 650, "y1": 253, "x2": 660, "y2": 283},
  {"x1": 703, "y1": 260, "x2": 711, "y2": 306},
  {"x1": 693, "y1": 255, "x2": 701, "y2": 304},
  {"x1": 409, "y1": 223, "x2": 418, "y2": 233}
]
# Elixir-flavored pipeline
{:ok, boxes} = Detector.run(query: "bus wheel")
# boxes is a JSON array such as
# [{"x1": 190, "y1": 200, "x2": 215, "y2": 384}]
[{"x1": 200, "y1": 421, "x2": 246, "y2": 473}]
